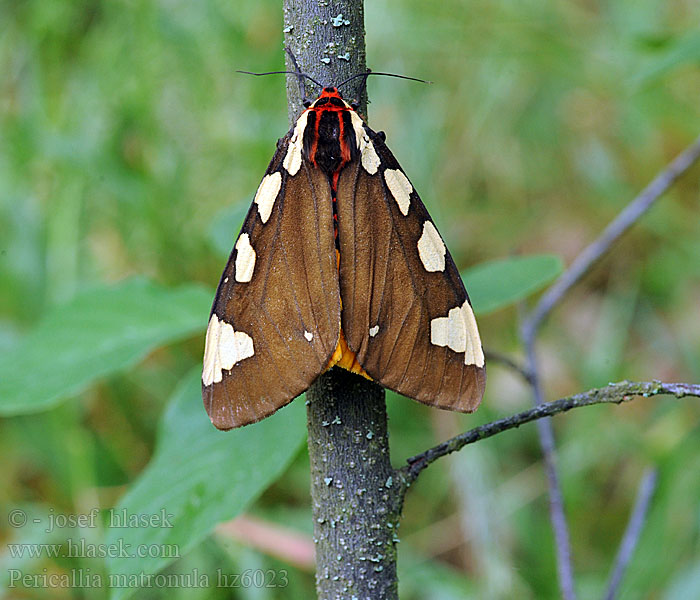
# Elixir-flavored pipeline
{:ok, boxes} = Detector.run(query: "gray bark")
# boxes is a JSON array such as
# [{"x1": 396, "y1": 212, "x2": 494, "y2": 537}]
[
  {"x1": 281, "y1": 1, "x2": 399, "y2": 598},
  {"x1": 306, "y1": 370, "x2": 399, "y2": 599},
  {"x1": 283, "y1": 0, "x2": 367, "y2": 120}
]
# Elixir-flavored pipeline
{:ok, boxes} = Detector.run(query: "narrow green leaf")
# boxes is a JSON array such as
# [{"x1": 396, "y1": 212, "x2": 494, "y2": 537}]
[
  {"x1": 105, "y1": 370, "x2": 306, "y2": 600},
  {"x1": 462, "y1": 254, "x2": 563, "y2": 315},
  {"x1": 0, "y1": 278, "x2": 212, "y2": 415}
]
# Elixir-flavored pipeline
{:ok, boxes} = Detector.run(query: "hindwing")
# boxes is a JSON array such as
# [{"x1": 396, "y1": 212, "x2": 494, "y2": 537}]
[
  {"x1": 202, "y1": 132, "x2": 341, "y2": 430},
  {"x1": 336, "y1": 126, "x2": 486, "y2": 412}
]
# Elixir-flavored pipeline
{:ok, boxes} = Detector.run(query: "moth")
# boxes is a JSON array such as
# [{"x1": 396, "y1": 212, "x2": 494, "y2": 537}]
[{"x1": 203, "y1": 78, "x2": 485, "y2": 430}]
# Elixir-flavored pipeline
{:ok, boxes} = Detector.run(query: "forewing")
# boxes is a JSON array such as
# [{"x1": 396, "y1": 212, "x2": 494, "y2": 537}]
[
  {"x1": 203, "y1": 134, "x2": 340, "y2": 429},
  {"x1": 336, "y1": 127, "x2": 485, "y2": 412}
]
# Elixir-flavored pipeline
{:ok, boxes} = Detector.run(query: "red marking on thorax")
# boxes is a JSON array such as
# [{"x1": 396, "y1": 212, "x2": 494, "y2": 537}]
[
  {"x1": 305, "y1": 87, "x2": 355, "y2": 244},
  {"x1": 306, "y1": 88, "x2": 354, "y2": 178}
]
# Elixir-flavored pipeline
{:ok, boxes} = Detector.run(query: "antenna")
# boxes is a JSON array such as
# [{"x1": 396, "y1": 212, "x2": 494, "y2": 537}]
[
  {"x1": 236, "y1": 69, "x2": 323, "y2": 89},
  {"x1": 337, "y1": 70, "x2": 431, "y2": 91}
]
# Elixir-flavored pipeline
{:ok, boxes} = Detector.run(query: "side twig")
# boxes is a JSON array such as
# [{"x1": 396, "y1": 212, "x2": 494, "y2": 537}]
[
  {"x1": 603, "y1": 468, "x2": 659, "y2": 600},
  {"x1": 517, "y1": 132, "x2": 700, "y2": 600},
  {"x1": 399, "y1": 381, "x2": 700, "y2": 484}
]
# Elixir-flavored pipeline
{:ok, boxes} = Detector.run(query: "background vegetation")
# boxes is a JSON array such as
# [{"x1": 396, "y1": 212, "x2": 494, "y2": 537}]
[{"x1": 1, "y1": 0, "x2": 699, "y2": 598}]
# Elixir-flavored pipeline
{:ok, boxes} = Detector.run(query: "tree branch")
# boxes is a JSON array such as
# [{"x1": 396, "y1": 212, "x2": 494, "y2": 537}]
[
  {"x1": 399, "y1": 381, "x2": 700, "y2": 485},
  {"x1": 306, "y1": 370, "x2": 398, "y2": 600},
  {"x1": 283, "y1": 2, "x2": 399, "y2": 599},
  {"x1": 284, "y1": 0, "x2": 367, "y2": 120}
]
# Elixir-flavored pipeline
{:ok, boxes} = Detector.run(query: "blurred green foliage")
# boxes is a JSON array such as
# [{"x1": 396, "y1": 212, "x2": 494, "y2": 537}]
[{"x1": 1, "y1": 0, "x2": 700, "y2": 599}]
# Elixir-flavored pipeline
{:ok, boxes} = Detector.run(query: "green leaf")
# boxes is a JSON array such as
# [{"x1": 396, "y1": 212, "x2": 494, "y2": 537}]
[
  {"x1": 105, "y1": 370, "x2": 306, "y2": 600},
  {"x1": 462, "y1": 254, "x2": 563, "y2": 315},
  {"x1": 0, "y1": 278, "x2": 212, "y2": 416}
]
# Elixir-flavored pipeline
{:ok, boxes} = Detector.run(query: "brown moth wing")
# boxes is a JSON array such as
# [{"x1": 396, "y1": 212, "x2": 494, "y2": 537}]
[
  {"x1": 203, "y1": 134, "x2": 341, "y2": 430},
  {"x1": 336, "y1": 127, "x2": 486, "y2": 412}
]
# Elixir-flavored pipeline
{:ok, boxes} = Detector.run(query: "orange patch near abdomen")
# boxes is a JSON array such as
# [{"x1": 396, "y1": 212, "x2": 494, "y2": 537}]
[{"x1": 325, "y1": 328, "x2": 372, "y2": 380}]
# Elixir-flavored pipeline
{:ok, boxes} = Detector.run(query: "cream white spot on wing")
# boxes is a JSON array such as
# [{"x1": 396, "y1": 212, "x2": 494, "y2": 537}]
[
  {"x1": 283, "y1": 141, "x2": 302, "y2": 176},
  {"x1": 430, "y1": 301, "x2": 484, "y2": 367},
  {"x1": 283, "y1": 110, "x2": 310, "y2": 176},
  {"x1": 384, "y1": 169, "x2": 412, "y2": 215},
  {"x1": 350, "y1": 111, "x2": 380, "y2": 174},
  {"x1": 462, "y1": 302, "x2": 484, "y2": 367},
  {"x1": 234, "y1": 233, "x2": 256, "y2": 283},
  {"x1": 223, "y1": 277, "x2": 229, "y2": 283},
  {"x1": 369, "y1": 325, "x2": 379, "y2": 337},
  {"x1": 361, "y1": 141, "x2": 380, "y2": 174},
  {"x1": 304, "y1": 330, "x2": 313, "y2": 342},
  {"x1": 417, "y1": 221, "x2": 446, "y2": 272},
  {"x1": 349, "y1": 111, "x2": 366, "y2": 150},
  {"x1": 202, "y1": 314, "x2": 255, "y2": 385},
  {"x1": 254, "y1": 172, "x2": 282, "y2": 224}
]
